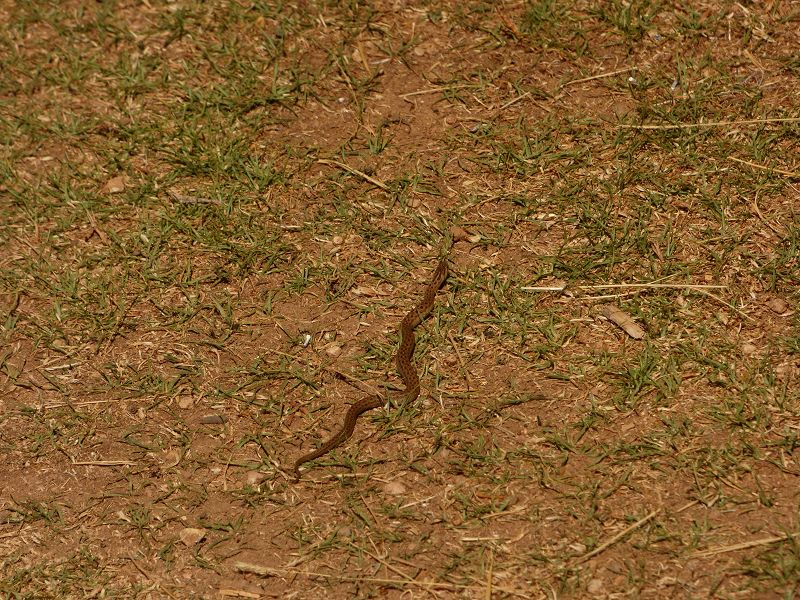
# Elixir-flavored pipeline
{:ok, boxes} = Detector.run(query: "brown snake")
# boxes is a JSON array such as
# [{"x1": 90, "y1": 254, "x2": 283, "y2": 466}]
[{"x1": 292, "y1": 258, "x2": 449, "y2": 481}]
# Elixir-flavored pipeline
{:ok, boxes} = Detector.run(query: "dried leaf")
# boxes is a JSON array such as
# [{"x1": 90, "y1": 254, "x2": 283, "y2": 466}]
[{"x1": 599, "y1": 304, "x2": 646, "y2": 339}]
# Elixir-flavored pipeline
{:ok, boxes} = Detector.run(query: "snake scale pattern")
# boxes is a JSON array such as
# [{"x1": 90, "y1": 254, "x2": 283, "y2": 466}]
[{"x1": 292, "y1": 258, "x2": 449, "y2": 481}]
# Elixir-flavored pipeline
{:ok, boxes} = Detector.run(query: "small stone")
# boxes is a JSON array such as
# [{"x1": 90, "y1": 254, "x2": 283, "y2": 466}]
[
  {"x1": 383, "y1": 481, "x2": 407, "y2": 495},
  {"x1": 179, "y1": 527, "x2": 206, "y2": 546},
  {"x1": 161, "y1": 449, "x2": 181, "y2": 469},
  {"x1": 245, "y1": 470, "x2": 265, "y2": 485},
  {"x1": 450, "y1": 225, "x2": 480, "y2": 243},
  {"x1": 766, "y1": 298, "x2": 789, "y2": 314},
  {"x1": 775, "y1": 362, "x2": 793, "y2": 380},
  {"x1": 742, "y1": 343, "x2": 758, "y2": 356},
  {"x1": 338, "y1": 526, "x2": 353, "y2": 538},
  {"x1": 101, "y1": 174, "x2": 128, "y2": 194},
  {"x1": 587, "y1": 578, "x2": 605, "y2": 594}
]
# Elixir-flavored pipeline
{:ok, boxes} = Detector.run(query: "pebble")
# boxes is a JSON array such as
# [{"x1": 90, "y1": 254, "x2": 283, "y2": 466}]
[{"x1": 383, "y1": 481, "x2": 407, "y2": 495}]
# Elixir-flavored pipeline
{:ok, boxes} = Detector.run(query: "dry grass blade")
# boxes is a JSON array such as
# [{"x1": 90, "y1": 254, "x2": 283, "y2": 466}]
[
  {"x1": 561, "y1": 66, "x2": 638, "y2": 87},
  {"x1": 522, "y1": 283, "x2": 728, "y2": 292},
  {"x1": 618, "y1": 117, "x2": 800, "y2": 129},
  {"x1": 572, "y1": 510, "x2": 660, "y2": 565},
  {"x1": 71, "y1": 460, "x2": 138, "y2": 467},
  {"x1": 691, "y1": 533, "x2": 800, "y2": 559},
  {"x1": 317, "y1": 158, "x2": 390, "y2": 191},
  {"x1": 728, "y1": 156, "x2": 800, "y2": 179},
  {"x1": 233, "y1": 562, "x2": 528, "y2": 596}
]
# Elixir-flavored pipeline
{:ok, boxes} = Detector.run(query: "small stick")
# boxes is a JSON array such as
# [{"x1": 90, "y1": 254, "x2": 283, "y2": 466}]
[
  {"x1": 72, "y1": 460, "x2": 137, "y2": 467},
  {"x1": 43, "y1": 398, "x2": 141, "y2": 410},
  {"x1": 691, "y1": 532, "x2": 800, "y2": 558},
  {"x1": 447, "y1": 330, "x2": 472, "y2": 391},
  {"x1": 599, "y1": 304, "x2": 645, "y2": 339},
  {"x1": 317, "y1": 159, "x2": 389, "y2": 191},
  {"x1": 749, "y1": 193, "x2": 788, "y2": 237},
  {"x1": 561, "y1": 67, "x2": 638, "y2": 88},
  {"x1": 618, "y1": 117, "x2": 800, "y2": 130},
  {"x1": 728, "y1": 156, "x2": 800, "y2": 178},
  {"x1": 233, "y1": 562, "x2": 527, "y2": 596},
  {"x1": 399, "y1": 84, "x2": 475, "y2": 98},
  {"x1": 694, "y1": 288, "x2": 756, "y2": 323},
  {"x1": 573, "y1": 509, "x2": 659, "y2": 564},
  {"x1": 485, "y1": 547, "x2": 494, "y2": 600},
  {"x1": 322, "y1": 366, "x2": 385, "y2": 397},
  {"x1": 522, "y1": 283, "x2": 727, "y2": 292},
  {"x1": 168, "y1": 191, "x2": 220, "y2": 204},
  {"x1": 498, "y1": 91, "x2": 529, "y2": 110},
  {"x1": 571, "y1": 499, "x2": 698, "y2": 566}
]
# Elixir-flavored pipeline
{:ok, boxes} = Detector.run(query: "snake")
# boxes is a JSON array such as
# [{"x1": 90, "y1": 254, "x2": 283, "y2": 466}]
[{"x1": 292, "y1": 258, "x2": 449, "y2": 481}]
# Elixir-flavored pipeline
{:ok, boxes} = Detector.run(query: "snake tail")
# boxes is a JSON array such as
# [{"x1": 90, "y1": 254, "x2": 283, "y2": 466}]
[{"x1": 291, "y1": 258, "x2": 448, "y2": 480}]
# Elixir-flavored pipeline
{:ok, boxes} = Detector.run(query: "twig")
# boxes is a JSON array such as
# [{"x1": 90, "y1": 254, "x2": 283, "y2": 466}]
[
  {"x1": 749, "y1": 193, "x2": 788, "y2": 237},
  {"x1": 561, "y1": 67, "x2": 638, "y2": 88},
  {"x1": 728, "y1": 156, "x2": 800, "y2": 178},
  {"x1": 168, "y1": 191, "x2": 221, "y2": 204},
  {"x1": 498, "y1": 92, "x2": 529, "y2": 110},
  {"x1": 691, "y1": 532, "x2": 800, "y2": 558},
  {"x1": 485, "y1": 548, "x2": 494, "y2": 600},
  {"x1": 348, "y1": 541, "x2": 413, "y2": 583},
  {"x1": 399, "y1": 84, "x2": 476, "y2": 98},
  {"x1": 73, "y1": 460, "x2": 138, "y2": 466},
  {"x1": 233, "y1": 562, "x2": 527, "y2": 596},
  {"x1": 447, "y1": 331, "x2": 471, "y2": 391},
  {"x1": 317, "y1": 159, "x2": 389, "y2": 191},
  {"x1": 572, "y1": 509, "x2": 660, "y2": 564},
  {"x1": 618, "y1": 117, "x2": 800, "y2": 130},
  {"x1": 694, "y1": 288, "x2": 756, "y2": 322},
  {"x1": 42, "y1": 398, "x2": 144, "y2": 410},
  {"x1": 570, "y1": 500, "x2": 698, "y2": 566},
  {"x1": 522, "y1": 283, "x2": 727, "y2": 292},
  {"x1": 525, "y1": 281, "x2": 755, "y2": 321},
  {"x1": 323, "y1": 366, "x2": 385, "y2": 396},
  {"x1": 219, "y1": 590, "x2": 259, "y2": 599}
]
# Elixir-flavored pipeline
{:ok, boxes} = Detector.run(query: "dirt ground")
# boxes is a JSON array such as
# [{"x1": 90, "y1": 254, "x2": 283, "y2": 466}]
[{"x1": 1, "y1": 1, "x2": 800, "y2": 598}]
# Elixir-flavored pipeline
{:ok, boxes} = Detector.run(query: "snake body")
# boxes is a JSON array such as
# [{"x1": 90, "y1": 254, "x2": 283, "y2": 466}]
[{"x1": 292, "y1": 259, "x2": 449, "y2": 480}]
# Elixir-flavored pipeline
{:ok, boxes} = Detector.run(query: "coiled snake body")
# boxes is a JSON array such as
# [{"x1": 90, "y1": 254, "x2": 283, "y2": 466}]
[{"x1": 292, "y1": 259, "x2": 449, "y2": 480}]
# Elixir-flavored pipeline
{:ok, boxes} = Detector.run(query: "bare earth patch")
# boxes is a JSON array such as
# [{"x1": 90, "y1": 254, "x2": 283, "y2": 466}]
[{"x1": 1, "y1": 1, "x2": 799, "y2": 598}]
